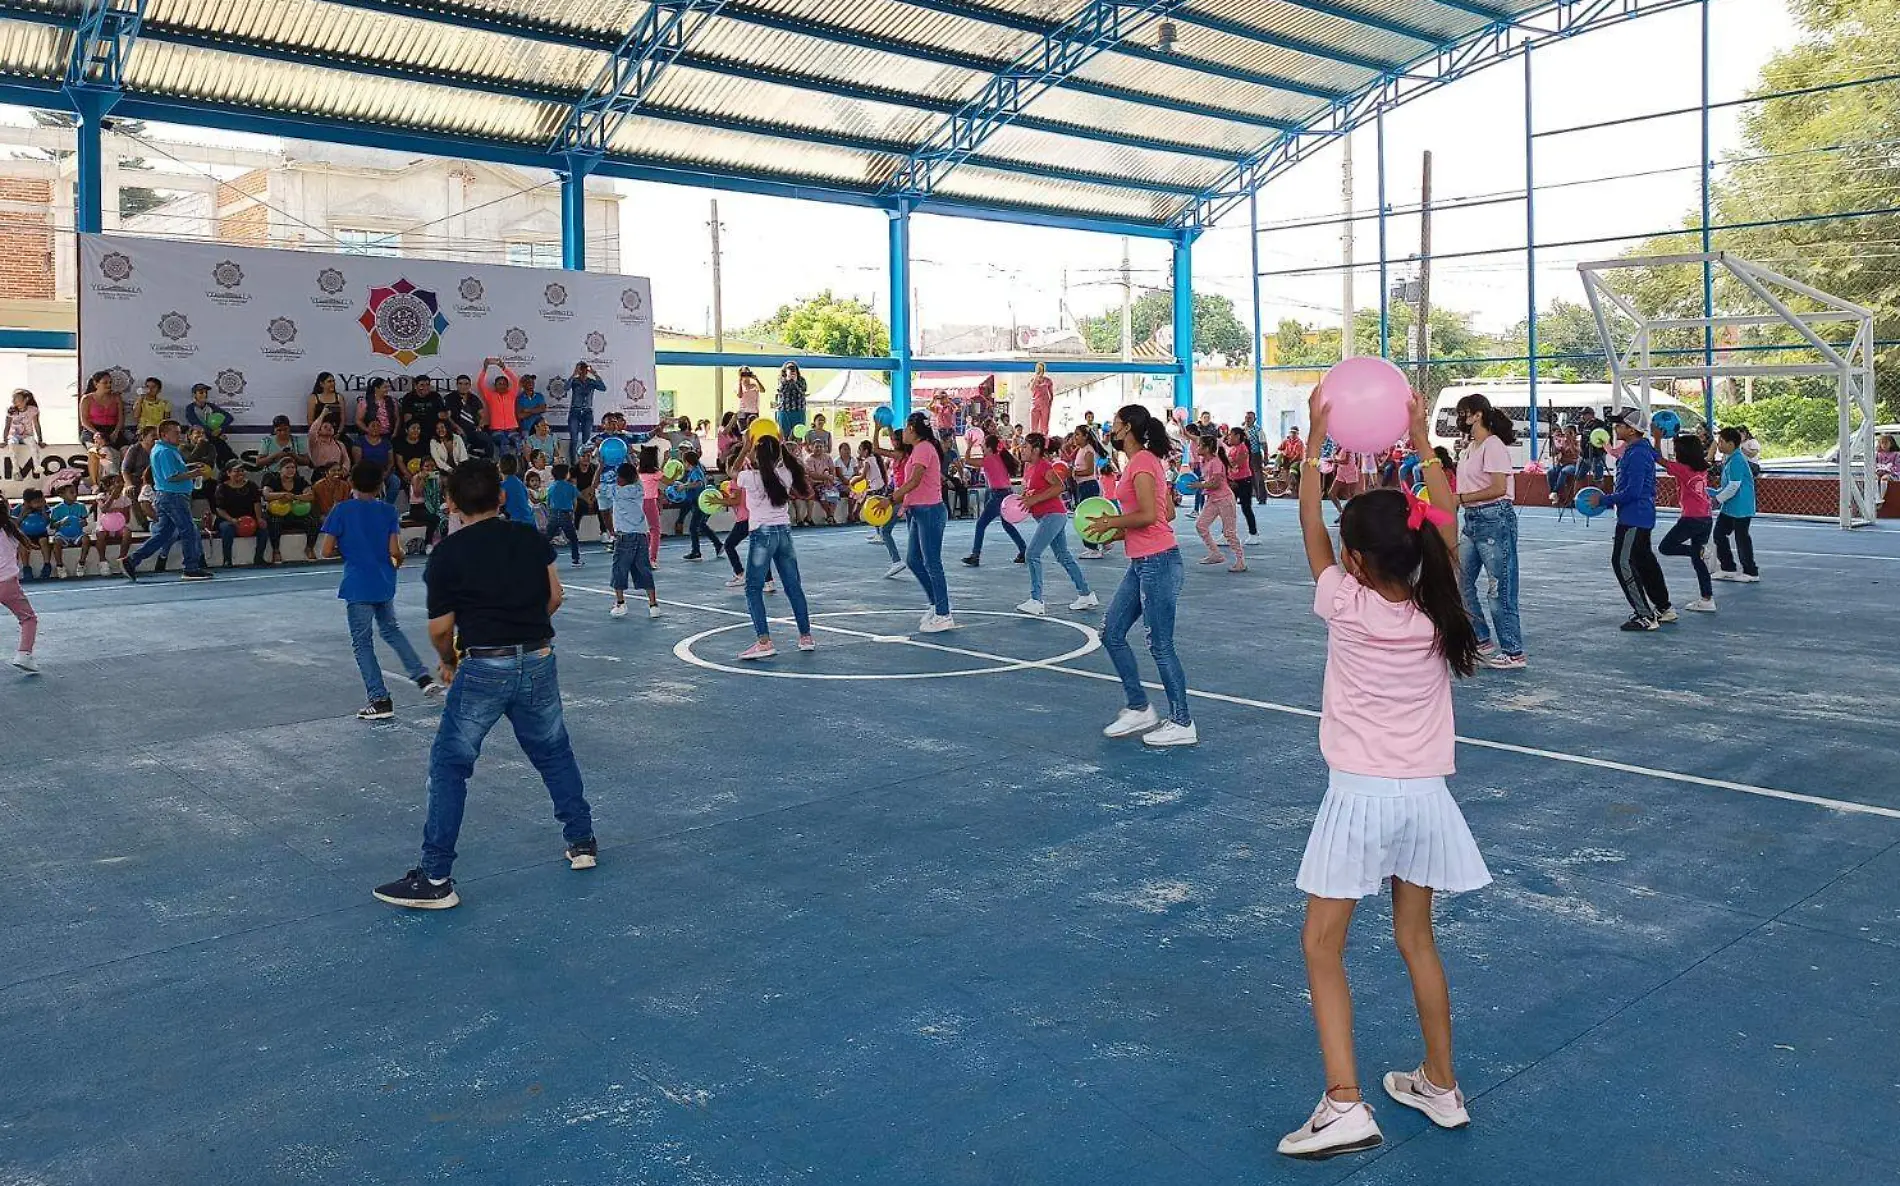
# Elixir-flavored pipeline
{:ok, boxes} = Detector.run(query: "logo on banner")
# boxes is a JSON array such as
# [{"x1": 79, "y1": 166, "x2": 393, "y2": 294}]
[
  {"x1": 454, "y1": 276, "x2": 490, "y2": 318},
  {"x1": 358, "y1": 278, "x2": 449, "y2": 367},
  {"x1": 312, "y1": 267, "x2": 351, "y2": 311},
  {"x1": 107, "y1": 366, "x2": 133, "y2": 397},
  {"x1": 214, "y1": 369, "x2": 251, "y2": 409},
  {"x1": 91, "y1": 250, "x2": 140, "y2": 300},
  {"x1": 153, "y1": 311, "x2": 197, "y2": 359},
  {"x1": 583, "y1": 331, "x2": 607, "y2": 356},
  {"x1": 502, "y1": 327, "x2": 529, "y2": 354},
  {"x1": 624, "y1": 377, "x2": 647, "y2": 405},
  {"x1": 617, "y1": 287, "x2": 648, "y2": 325},
  {"x1": 262, "y1": 316, "x2": 304, "y2": 361},
  {"x1": 541, "y1": 282, "x2": 573, "y2": 323},
  {"x1": 208, "y1": 260, "x2": 251, "y2": 306}
]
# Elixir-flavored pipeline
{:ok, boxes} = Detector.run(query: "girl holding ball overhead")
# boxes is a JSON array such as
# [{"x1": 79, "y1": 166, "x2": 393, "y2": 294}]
[
  {"x1": 1085, "y1": 404, "x2": 1195, "y2": 748},
  {"x1": 1280, "y1": 386, "x2": 1489, "y2": 1160}
]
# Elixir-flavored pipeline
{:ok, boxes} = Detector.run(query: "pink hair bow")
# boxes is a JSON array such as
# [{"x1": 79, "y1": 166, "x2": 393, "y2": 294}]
[{"x1": 1402, "y1": 483, "x2": 1453, "y2": 531}]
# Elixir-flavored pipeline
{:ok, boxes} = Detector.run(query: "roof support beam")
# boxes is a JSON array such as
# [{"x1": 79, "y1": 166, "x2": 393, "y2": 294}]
[
  {"x1": 64, "y1": 0, "x2": 146, "y2": 236},
  {"x1": 883, "y1": 0, "x2": 1188, "y2": 199},
  {"x1": 549, "y1": 0, "x2": 728, "y2": 157}
]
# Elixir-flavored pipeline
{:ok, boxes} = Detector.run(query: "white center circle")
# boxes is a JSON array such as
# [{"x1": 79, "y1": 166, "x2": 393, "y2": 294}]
[{"x1": 672, "y1": 609, "x2": 1100, "y2": 681}]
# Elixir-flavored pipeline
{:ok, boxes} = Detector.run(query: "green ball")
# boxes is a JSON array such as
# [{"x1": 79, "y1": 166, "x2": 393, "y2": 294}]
[
  {"x1": 697, "y1": 488, "x2": 723, "y2": 516},
  {"x1": 1073, "y1": 496, "x2": 1118, "y2": 545}
]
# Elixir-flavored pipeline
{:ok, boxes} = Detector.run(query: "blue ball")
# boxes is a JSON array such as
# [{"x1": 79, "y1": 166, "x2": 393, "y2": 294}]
[
  {"x1": 1174, "y1": 473, "x2": 1196, "y2": 496},
  {"x1": 56, "y1": 521, "x2": 84, "y2": 542},
  {"x1": 598, "y1": 436, "x2": 628, "y2": 467},
  {"x1": 873, "y1": 406, "x2": 895, "y2": 429},
  {"x1": 1651, "y1": 409, "x2": 1681, "y2": 437},
  {"x1": 665, "y1": 484, "x2": 685, "y2": 503},
  {"x1": 1574, "y1": 487, "x2": 1607, "y2": 517},
  {"x1": 19, "y1": 512, "x2": 46, "y2": 536}
]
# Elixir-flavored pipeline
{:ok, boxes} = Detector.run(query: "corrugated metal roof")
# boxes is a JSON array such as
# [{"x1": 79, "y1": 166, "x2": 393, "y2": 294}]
[{"x1": 0, "y1": 0, "x2": 1570, "y2": 226}]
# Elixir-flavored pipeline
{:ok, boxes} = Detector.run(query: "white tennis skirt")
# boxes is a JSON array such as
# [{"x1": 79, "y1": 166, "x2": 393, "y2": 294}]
[{"x1": 1296, "y1": 771, "x2": 1493, "y2": 900}]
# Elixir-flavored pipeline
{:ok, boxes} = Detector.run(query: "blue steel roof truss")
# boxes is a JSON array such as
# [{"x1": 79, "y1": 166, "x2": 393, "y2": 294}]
[
  {"x1": 65, "y1": 0, "x2": 145, "y2": 95},
  {"x1": 551, "y1": 0, "x2": 730, "y2": 159}
]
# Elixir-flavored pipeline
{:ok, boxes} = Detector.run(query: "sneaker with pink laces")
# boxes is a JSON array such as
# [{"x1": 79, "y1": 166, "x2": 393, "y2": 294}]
[
  {"x1": 797, "y1": 635, "x2": 816, "y2": 652},
  {"x1": 737, "y1": 639, "x2": 776, "y2": 661}
]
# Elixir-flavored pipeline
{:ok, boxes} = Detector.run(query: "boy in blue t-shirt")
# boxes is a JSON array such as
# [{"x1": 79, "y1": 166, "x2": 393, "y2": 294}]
[
  {"x1": 47, "y1": 485, "x2": 88, "y2": 579},
  {"x1": 543, "y1": 462, "x2": 583, "y2": 566},
  {"x1": 320, "y1": 460, "x2": 442, "y2": 720},
  {"x1": 498, "y1": 455, "x2": 536, "y2": 526},
  {"x1": 1712, "y1": 426, "x2": 1760, "y2": 582}
]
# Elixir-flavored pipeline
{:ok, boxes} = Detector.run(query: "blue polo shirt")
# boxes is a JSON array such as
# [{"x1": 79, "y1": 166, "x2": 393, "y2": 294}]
[
  {"x1": 546, "y1": 478, "x2": 578, "y2": 514},
  {"x1": 501, "y1": 474, "x2": 535, "y2": 524},
  {"x1": 150, "y1": 441, "x2": 195, "y2": 495},
  {"x1": 1720, "y1": 452, "x2": 1757, "y2": 518},
  {"x1": 320, "y1": 496, "x2": 400, "y2": 603}
]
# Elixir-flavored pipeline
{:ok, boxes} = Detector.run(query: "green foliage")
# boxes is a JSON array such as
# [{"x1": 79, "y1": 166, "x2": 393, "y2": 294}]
[
  {"x1": 1729, "y1": 393, "x2": 1840, "y2": 450},
  {"x1": 739, "y1": 290, "x2": 890, "y2": 359},
  {"x1": 1495, "y1": 300, "x2": 1610, "y2": 382},
  {"x1": 1077, "y1": 290, "x2": 1251, "y2": 362}
]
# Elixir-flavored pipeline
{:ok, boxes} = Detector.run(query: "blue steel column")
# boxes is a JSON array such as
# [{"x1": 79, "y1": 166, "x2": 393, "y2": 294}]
[
  {"x1": 1699, "y1": 0, "x2": 1715, "y2": 424},
  {"x1": 1249, "y1": 188, "x2": 1263, "y2": 429},
  {"x1": 1524, "y1": 48, "x2": 1539, "y2": 461},
  {"x1": 1376, "y1": 105, "x2": 1390, "y2": 360},
  {"x1": 71, "y1": 89, "x2": 117, "y2": 236},
  {"x1": 889, "y1": 201, "x2": 913, "y2": 421},
  {"x1": 560, "y1": 154, "x2": 592, "y2": 271},
  {"x1": 1173, "y1": 231, "x2": 1194, "y2": 413}
]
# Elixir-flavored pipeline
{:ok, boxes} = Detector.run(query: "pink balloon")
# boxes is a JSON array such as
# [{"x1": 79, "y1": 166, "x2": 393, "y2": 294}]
[
  {"x1": 1321, "y1": 356, "x2": 1412, "y2": 454},
  {"x1": 1000, "y1": 494, "x2": 1030, "y2": 524}
]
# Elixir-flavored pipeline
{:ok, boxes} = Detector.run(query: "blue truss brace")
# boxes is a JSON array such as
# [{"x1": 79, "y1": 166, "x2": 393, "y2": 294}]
[
  {"x1": 1176, "y1": 0, "x2": 1699, "y2": 230},
  {"x1": 64, "y1": 0, "x2": 144, "y2": 94},
  {"x1": 882, "y1": 0, "x2": 1188, "y2": 199},
  {"x1": 550, "y1": 0, "x2": 729, "y2": 157}
]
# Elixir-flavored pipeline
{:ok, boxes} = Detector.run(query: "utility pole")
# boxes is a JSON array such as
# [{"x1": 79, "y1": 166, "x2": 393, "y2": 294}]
[
  {"x1": 708, "y1": 198, "x2": 725, "y2": 420},
  {"x1": 1414, "y1": 151, "x2": 1433, "y2": 395},
  {"x1": 1341, "y1": 141, "x2": 1355, "y2": 360},
  {"x1": 1120, "y1": 235, "x2": 1133, "y2": 400}
]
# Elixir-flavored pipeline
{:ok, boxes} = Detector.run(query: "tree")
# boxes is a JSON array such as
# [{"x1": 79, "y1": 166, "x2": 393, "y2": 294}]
[
  {"x1": 1617, "y1": 0, "x2": 1900, "y2": 417},
  {"x1": 1493, "y1": 299, "x2": 1610, "y2": 382},
  {"x1": 1076, "y1": 290, "x2": 1252, "y2": 363},
  {"x1": 739, "y1": 290, "x2": 889, "y2": 358}
]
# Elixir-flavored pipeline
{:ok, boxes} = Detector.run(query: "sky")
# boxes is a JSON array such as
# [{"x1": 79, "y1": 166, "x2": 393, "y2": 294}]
[{"x1": 3, "y1": 0, "x2": 1805, "y2": 351}]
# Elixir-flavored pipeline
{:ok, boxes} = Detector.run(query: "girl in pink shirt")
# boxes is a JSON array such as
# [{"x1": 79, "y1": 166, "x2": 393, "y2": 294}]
[
  {"x1": 637, "y1": 446, "x2": 664, "y2": 565},
  {"x1": 1280, "y1": 388, "x2": 1489, "y2": 1161},
  {"x1": 1656, "y1": 430, "x2": 1716, "y2": 610},
  {"x1": 1087, "y1": 404, "x2": 1194, "y2": 748},
  {"x1": 1191, "y1": 434, "x2": 1244, "y2": 572},
  {"x1": 1, "y1": 496, "x2": 37, "y2": 672},
  {"x1": 889, "y1": 413, "x2": 954, "y2": 632}
]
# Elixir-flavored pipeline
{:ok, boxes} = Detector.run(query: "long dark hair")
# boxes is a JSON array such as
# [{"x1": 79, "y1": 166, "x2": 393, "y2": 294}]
[
  {"x1": 1073, "y1": 424, "x2": 1113, "y2": 474},
  {"x1": 1455, "y1": 393, "x2": 1517, "y2": 445},
  {"x1": 904, "y1": 412, "x2": 945, "y2": 466},
  {"x1": 311, "y1": 371, "x2": 336, "y2": 396},
  {"x1": 0, "y1": 495, "x2": 24, "y2": 546},
  {"x1": 754, "y1": 436, "x2": 805, "y2": 507},
  {"x1": 1114, "y1": 404, "x2": 1170, "y2": 459},
  {"x1": 638, "y1": 445, "x2": 660, "y2": 475},
  {"x1": 983, "y1": 432, "x2": 1019, "y2": 478},
  {"x1": 1674, "y1": 434, "x2": 1708, "y2": 470},
  {"x1": 1338, "y1": 489, "x2": 1480, "y2": 677}
]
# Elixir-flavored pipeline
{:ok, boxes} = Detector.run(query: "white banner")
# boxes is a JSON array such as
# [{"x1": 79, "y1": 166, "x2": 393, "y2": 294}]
[{"x1": 75, "y1": 233, "x2": 656, "y2": 441}]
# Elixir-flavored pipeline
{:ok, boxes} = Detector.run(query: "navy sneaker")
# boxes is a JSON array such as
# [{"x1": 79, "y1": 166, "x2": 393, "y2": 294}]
[
  {"x1": 373, "y1": 869, "x2": 459, "y2": 909},
  {"x1": 120, "y1": 557, "x2": 139, "y2": 582}
]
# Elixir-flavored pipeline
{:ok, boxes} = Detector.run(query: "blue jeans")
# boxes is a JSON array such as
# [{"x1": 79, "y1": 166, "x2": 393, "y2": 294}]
[
  {"x1": 1101, "y1": 549, "x2": 1190, "y2": 725},
  {"x1": 421, "y1": 650, "x2": 590, "y2": 879},
  {"x1": 1547, "y1": 464, "x2": 1577, "y2": 498},
  {"x1": 905, "y1": 501, "x2": 950, "y2": 615},
  {"x1": 1026, "y1": 513, "x2": 1089, "y2": 602},
  {"x1": 610, "y1": 531, "x2": 653, "y2": 594},
  {"x1": 1458, "y1": 501, "x2": 1523, "y2": 656},
  {"x1": 216, "y1": 518, "x2": 265, "y2": 565},
  {"x1": 745, "y1": 526, "x2": 811, "y2": 638},
  {"x1": 347, "y1": 600, "x2": 426, "y2": 702},
  {"x1": 130, "y1": 491, "x2": 205, "y2": 572},
  {"x1": 567, "y1": 399, "x2": 594, "y2": 458},
  {"x1": 970, "y1": 488, "x2": 1027, "y2": 557},
  {"x1": 544, "y1": 509, "x2": 580, "y2": 563},
  {"x1": 877, "y1": 516, "x2": 899, "y2": 563},
  {"x1": 490, "y1": 429, "x2": 523, "y2": 459}
]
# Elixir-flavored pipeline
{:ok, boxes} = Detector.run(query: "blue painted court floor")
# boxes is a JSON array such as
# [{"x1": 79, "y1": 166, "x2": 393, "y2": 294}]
[{"x1": 3, "y1": 503, "x2": 1897, "y2": 1184}]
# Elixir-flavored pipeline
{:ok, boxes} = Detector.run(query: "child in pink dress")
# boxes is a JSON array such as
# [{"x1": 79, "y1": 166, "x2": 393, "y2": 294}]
[{"x1": 1190, "y1": 432, "x2": 1244, "y2": 572}]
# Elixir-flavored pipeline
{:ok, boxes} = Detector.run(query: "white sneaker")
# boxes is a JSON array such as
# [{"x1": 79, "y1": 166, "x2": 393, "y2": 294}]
[
  {"x1": 609, "y1": 602, "x2": 628, "y2": 618},
  {"x1": 1480, "y1": 651, "x2": 1528, "y2": 670},
  {"x1": 1016, "y1": 599, "x2": 1047, "y2": 616},
  {"x1": 11, "y1": 651, "x2": 36, "y2": 675},
  {"x1": 1142, "y1": 721, "x2": 1198, "y2": 748},
  {"x1": 1277, "y1": 1094, "x2": 1382, "y2": 1160},
  {"x1": 1713, "y1": 570, "x2": 1759, "y2": 583},
  {"x1": 1657, "y1": 608, "x2": 1679, "y2": 623},
  {"x1": 883, "y1": 561, "x2": 907, "y2": 580},
  {"x1": 765, "y1": 581, "x2": 777, "y2": 594},
  {"x1": 1382, "y1": 1068, "x2": 1470, "y2": 1129},
  {"x1": 1069, "y1": 592, "x2": 1099, "y2": 611},
  {"x1": 1103, "y1": 706, "x2": 1159, "y2": 738},
  {"x1": 725, "y1": 574, "x2": 745, "y2": 589},
  {"x1": 920, "y1": 613, "x2": 957, "y2": 633},
  {"x1": 1078, "y1": 547, "x2": 1103, "y2": 559},
  {"x1": 1686, "y1": 597, "x2": 1717, "y2": 613},
  {"x1": 648, "y1": 605, "x2": 662, "y2": 619}
]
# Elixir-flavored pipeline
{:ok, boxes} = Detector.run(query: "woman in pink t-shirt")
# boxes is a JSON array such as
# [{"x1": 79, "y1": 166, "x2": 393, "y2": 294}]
[
  {"x1": 1087, "y1": 404, "x2": 1194, "y2": 748},
  {"x1": 1279, "y1": 387, "x2": 1489, "y2": 1161},
  {"x1": 1028, "y1": 362, "x2": 1054, "y2": 436},
  {"x1": 1014, "y1": 432, "x2": 1096, "y2": 616},
  {"x1": 1451, "y1": 393, "x2": 1525, "y2": 667},
  {"x1": 962, "y1": 432, "x2": 1026, "y2": 565},
  {"x1": 888, "y1": 412, "x2": 954, "y2": 632}
]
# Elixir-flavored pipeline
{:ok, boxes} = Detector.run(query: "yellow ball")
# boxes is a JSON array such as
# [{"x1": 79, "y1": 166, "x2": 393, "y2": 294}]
[
  {"x1": 850, "y1": 478, "x2": 868, "y2": 496},
  {"x1": 862, "y1": 495, "x2": 893, "y2": 527},
  {"x1": 747, "y1": 417, "x2": 780, "y2": 442}
]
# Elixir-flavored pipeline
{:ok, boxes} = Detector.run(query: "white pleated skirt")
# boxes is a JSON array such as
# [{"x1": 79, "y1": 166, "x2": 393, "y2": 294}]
[{"x1": 1296, "y1": 771, "x2": 1493, "y2": 900}]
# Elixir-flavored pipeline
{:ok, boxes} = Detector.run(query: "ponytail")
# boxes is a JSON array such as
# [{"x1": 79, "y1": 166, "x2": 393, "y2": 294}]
[
  {"x1": 1114, "y1": 404, "x2": 1170, "y2": 459},
  {"x1": 1455, "y1": 393, "x2": 1517, "y2": 446},
  {"x1": 1338, "y1": 489, "x2": 1480, "y2": 677},
  {"x1": 985, "y1": 432, "x2": 1019, "y2": 478},
  {"x1": 755, "y1": 436, "x2": 791, "y2": 507},
  {"x1": 905, "y1": 412, "x2": 946, "y2": 468}
]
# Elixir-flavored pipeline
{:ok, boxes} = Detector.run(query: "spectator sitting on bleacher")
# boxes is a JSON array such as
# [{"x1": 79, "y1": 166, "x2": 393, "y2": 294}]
[{"x1": 260, "y1": 455, "x2": 320, "y2": 565}]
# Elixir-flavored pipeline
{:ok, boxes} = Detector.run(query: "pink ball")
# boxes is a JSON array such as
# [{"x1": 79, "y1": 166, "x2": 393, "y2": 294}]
[
  {"x1": 98, "y1": 511, "x2": 126, "y2": 534},
  {"x1": 1321, "y1": 356, "x2": 1412, "y2": 454},
  {"x1": 1000, "y1": 494, "x2": 1030, "y2": 524}
]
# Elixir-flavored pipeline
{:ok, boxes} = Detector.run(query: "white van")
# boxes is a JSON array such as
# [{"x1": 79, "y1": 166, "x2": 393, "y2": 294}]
[{"x1": 1430, "y1": 382, "x2": 1703, "y2": 466}]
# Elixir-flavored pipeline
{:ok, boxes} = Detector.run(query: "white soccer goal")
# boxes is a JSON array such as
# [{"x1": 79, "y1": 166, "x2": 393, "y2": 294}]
[{"x1": 1577, "y1": 252, "x2": 1879, "y2": 529}]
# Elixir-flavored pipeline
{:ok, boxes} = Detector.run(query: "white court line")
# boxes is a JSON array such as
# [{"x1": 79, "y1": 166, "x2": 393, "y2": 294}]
[{"x1": 562, "y1": 583, "x2": 1900, "y2": 823}]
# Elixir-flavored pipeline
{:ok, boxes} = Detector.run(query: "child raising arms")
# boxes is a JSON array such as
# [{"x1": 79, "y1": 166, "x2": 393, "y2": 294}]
[{"x1": 1281, "y1": 387, "x2": 1490, "y2": 1160}]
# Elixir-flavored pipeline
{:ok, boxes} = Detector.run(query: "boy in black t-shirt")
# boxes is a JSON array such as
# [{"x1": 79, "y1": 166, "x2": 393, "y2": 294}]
[{"x1": 373, "y1": 459, "x2": 596, "y2": 910}]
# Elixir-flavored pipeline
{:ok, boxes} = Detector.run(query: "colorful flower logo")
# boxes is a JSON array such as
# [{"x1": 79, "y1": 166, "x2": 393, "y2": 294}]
[{"x1": 358, "y1": 278, "x2": 448, "y2": 367}]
